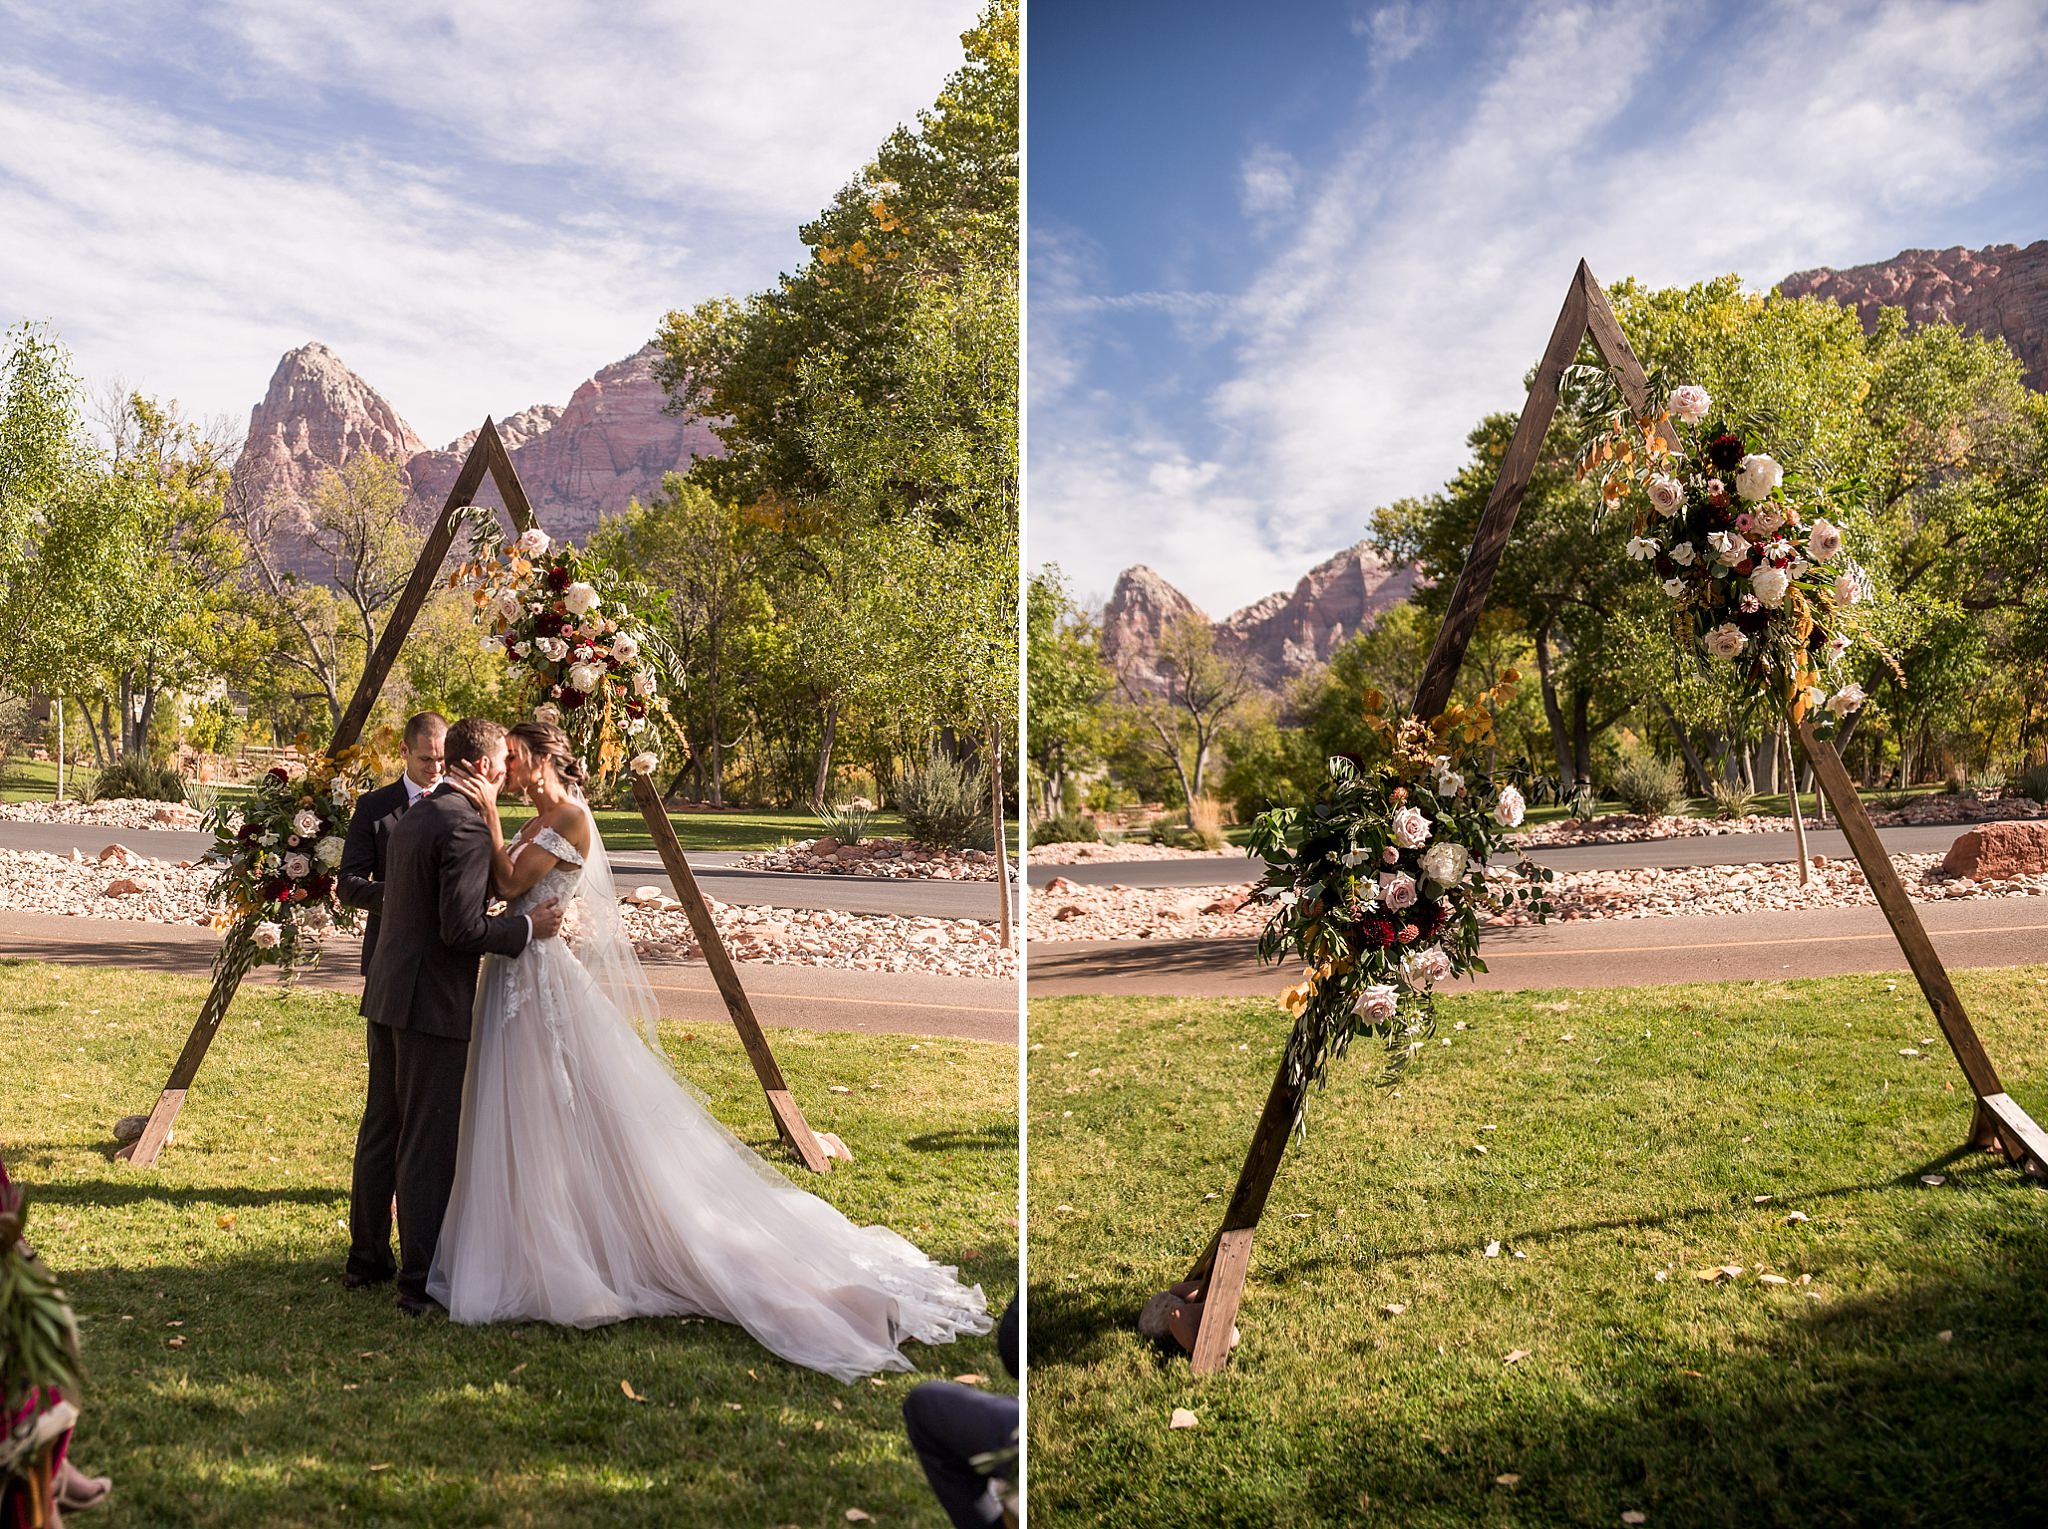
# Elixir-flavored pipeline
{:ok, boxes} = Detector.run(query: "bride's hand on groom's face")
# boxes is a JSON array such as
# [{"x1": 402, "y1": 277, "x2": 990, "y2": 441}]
[{"x1": 448, "y1": 761, "x2": 501, "y2": 811}]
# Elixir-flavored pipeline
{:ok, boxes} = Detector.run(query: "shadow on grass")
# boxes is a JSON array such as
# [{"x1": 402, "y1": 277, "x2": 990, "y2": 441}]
[
  {"x1": 60, "y1": 1247, "x2": 985, "y2": 1528},
  {"x1": 905, "y1": 1125, "x2": 1017, "y2": 1154},
  {"x1": 21, "y1": 1175, "x2": 348, "y2": 1211}
]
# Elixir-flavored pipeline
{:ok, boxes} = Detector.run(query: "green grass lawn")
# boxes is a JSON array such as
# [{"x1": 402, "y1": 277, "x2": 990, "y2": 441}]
[
  {"x1": 1, "y1": 960, "x2": 1017, "y2": 1528},
  {"x1": 1028, "y1": 971, "x2": 2048, "y2": 1526}
]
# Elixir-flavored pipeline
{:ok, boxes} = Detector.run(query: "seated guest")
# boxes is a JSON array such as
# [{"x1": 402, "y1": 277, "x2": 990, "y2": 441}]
[{"x1": 903, "y1": 1300, "x2": 1018, "y2": 1529}]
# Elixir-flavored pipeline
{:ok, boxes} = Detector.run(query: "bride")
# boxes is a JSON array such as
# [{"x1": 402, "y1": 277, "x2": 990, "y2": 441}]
[{"x1": 428, "y1": 720, "x2": 989, "y2": 1381}]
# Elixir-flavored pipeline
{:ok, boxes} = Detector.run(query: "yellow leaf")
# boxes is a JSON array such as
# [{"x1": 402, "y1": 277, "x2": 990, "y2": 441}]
[{"x1": 621, "y1": 1380, "x2": 647, "y2": 1402}]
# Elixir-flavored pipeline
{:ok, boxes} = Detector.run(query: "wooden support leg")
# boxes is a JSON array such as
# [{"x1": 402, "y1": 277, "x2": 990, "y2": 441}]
[
  {"x1": 121, "y1": 941, "x2": 255, "y2": 1168},
  {"x1": 629, "y1": 773, "x2": 830, "y2": 1174},
  {"x1": 1795, "y1": 722, "x2": 2046, "y2": 1175}
]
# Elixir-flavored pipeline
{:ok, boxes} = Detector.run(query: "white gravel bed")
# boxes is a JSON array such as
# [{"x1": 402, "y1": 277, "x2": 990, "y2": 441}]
[
  {"x1": 0, "y1": 798, "x2": 203, "y2": 829},
  {"x1": 1027, "y1": 840, "x2": 1229, "y2": 865},
  {"x1": 1515, "y1": 795, "x2": 2048, "y2": 848},
  {"x1": 1029, "y1": 853, "x2": 2048, "y2": 943},
  {"x1": 731, "y1": 835, "x2": 1001, "y2": 881},
  {"x1": 0, "y1": 846, "x2": 1015, "y2": 979}
]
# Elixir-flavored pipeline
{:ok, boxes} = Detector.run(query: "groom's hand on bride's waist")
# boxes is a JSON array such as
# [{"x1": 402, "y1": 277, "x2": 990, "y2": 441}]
[{"x1": 527, "y1": 897, "x2": 564, "y2": 941}]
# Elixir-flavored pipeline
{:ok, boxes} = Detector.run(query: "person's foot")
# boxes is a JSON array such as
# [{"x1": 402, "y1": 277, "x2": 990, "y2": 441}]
[
  {"x1": 55, "y1": 1458, "x2": 111, "y2": 1512},
  {"x1": 343, "y1": 1267, "x2": 394, "y2": 1290},
  {"x1": 394, "y1": 1291, "x2": 445, "y2": 1317}
]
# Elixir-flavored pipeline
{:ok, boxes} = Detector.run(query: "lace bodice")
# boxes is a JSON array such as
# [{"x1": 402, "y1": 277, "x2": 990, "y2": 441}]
[{"x1": 509, "y1": 824, "x2": 585, "y2": 918}]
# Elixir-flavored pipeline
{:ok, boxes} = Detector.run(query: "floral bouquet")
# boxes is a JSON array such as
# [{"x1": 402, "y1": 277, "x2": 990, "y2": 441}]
[
  {"x1": 202, "y1": 748, "x2": 373, "y2": 984},
  {"x1": 1246, "y1": 675, "x2": 1553, "y2": 1127},
  {"x1": 455, "y1": 523, "x2": 683, "y2": 788},
  {"x1": 1579, "y1": 383, "x2": 1894, "y2": 729}
]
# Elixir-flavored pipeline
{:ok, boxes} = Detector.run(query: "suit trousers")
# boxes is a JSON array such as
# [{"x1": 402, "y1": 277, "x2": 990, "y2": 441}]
[
  {"x1": 903, "y1": 1381, "x2": 1018, "y2": 1529},
  {"x1": 345, "y1": 1021, "x2": 401, "y2": 1282},
  {"x1": 388, "y1": 1024, "x2": 471, "y2": 1303}
]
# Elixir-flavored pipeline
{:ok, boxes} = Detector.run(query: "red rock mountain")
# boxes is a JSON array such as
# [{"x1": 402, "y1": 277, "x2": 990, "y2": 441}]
[
  {"x1": 233, "y1": 341, "x2": 720, "y2": 559},
  {"x1": 1102, "y1": 541, "x2": 1421, "y2": 691},
  {"x1": 1778, "y1": 240, "x2": 2048, "y2": 387}
]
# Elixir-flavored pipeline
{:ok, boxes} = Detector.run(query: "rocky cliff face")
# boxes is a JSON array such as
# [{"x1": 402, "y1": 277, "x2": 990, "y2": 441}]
[
  {"x1": 1779, "y1": 240, "x2": 2048, "y2": 386},
  {"x1": 1101, "y1": 540, "x2": 1420, "y2": 692},
  {"x1": 232, "y1": 341, "x2": 720, "y2": 567}
]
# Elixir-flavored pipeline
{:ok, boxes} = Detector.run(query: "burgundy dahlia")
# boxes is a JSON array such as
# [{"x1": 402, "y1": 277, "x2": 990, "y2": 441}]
[
  {"x1": 546, "y1": 565, "x2": 572, "y2": 592},
  {"x1": 1707, "y1": 433, "x2": 1745, "y2": 470},
  {"x1": 558, "y1": 687, "x2": 587, "y2": 710}
]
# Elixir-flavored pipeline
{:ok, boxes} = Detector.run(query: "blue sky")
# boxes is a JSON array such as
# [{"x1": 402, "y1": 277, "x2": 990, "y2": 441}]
[
  {"x1": 0, "y1": 0, "x2": 981, "y2": 446},
  {"x1": 1028, "y1": 0, "x2": 2048, "y2": 617}
]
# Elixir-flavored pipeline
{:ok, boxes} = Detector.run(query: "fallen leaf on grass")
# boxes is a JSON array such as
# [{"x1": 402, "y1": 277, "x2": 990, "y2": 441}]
[
  {"x1": 509, "y1": 1363, "x2": 527, "y2": 1376},
  {"x1": 726, "y1": 1402, "x2": 743, "y2": 1411},
  {"x1": 1898, "y1": 1048, "x2": 1921, "y2": 1058},
  {"x1": 621, "y1": 1381, "x2": 647, "y2": 1403},
  {"x1": 1653, "y1": 1270, "x2": 1669, "y2": 1282},
  {"x1": 166, "y1": 1336, "x2": 186, "y2": 1348},
  {"x1": 368, "y1": 1463, "x2": 391, "y2": 1473},
  {"x1": 828, "y1": 1085, "x2": 852, "y2": 1094},
  {"x1": 1751, "y1": 1194, "x2": 1772, "y2": 1204},
  {"x1": 831, "y1": 1398, "x2": 844, "y2": 1412},
  {"x1": 1757, "y1": 1274, "x2": 1790, "y2": 1287},
  {"x1": 1694, "y1": 1265, "x2": 1743, "y2": 1283},
  {"x1": 1623, "y1": 1513, "x2": 1647, "y2": 1525},
  {"x1": 1920, "y1": 1174, "x2": 1946, "y2": 1187},
  {"x1": 1938, "y1": 1330, "x2": 1953, "y2": 1343},
  {"x1": 846, "y1": 1511, "x2": 873, "y2": 1523},
  {"x1": 1169, "y1": 1408, "x2": 1198, "y2": 1430},
  {"x1": 1504, "y1": 1348, "x2": 1531, "y2": 1366},
  {"x1": 953, "y1": 1373, "x2": 986, "y2": 1385},
  {"x1": 1784, "y1": 1211, "x2": 1809, "y2": 1225},
  {"x1": 215, "y1": 1214, "x2": 236, "y2": 1230},
  {"x1": 1472, "y1": 1144, "x2": 1490, "y2": 1155},
  {"x1": 1381, "y1": 1303, "x2": 1407, "y2": 1316},
  {"x1": 1496, "y1": 1473, "x2": 1521, "y2": 1487},
  {"x1": 1484, "y1": 1241, "x2": 1501, "y2": 1258}
]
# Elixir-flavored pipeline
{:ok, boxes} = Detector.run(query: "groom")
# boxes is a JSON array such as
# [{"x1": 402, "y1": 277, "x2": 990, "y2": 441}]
[{"x1": 356, "y1": 717, "x2": 562, "y2": 1314}]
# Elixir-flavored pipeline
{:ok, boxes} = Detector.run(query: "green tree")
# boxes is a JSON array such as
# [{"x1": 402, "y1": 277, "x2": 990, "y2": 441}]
[
  {"x1": 1025, "y1": 565, "x2": 1111, "y2": 819},
  {"x1": 1111, "y1": 613, "x2": 1254, "y2": 827}
]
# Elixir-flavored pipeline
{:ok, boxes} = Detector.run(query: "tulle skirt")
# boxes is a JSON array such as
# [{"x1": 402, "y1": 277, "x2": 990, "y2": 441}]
[{"x1": 426, "y1": 937, "x2": 990, "y2": 1381}]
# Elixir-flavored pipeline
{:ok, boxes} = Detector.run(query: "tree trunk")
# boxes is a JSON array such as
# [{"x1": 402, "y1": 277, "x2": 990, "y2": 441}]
[
  {"x1": 989, "y1": 727, "x2": 1012, "y2": 949},
  {"x1": 810, "y1": 699, "x2": 838, "y2": 813},
  {"x1": 1533, "y1": 624, "x2": 1573, "y2": 786},
  {"x1": 1655, "y1": 698, "x2": 1712, "y2": 796},
  {"x1": 706, "y1": 652, "x2": 725, "y2": 810},
  {"x1": 1753, "y1": 726, "x2": 1780, "y2": 795},
  {"x1": 1570, "y1": 685, "x2": 1594, "y2": 790}
]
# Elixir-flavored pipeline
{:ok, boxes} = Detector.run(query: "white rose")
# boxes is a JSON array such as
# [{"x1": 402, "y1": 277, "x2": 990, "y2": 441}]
[
  {"x1": 314, "y1": 836, "x2": 345, "y2": 869},
  {"x1": 1667, "y1": 385, "x2": 1711, "y2": 423},
  {"x1": 538, "y1": 636, "x2": 569, "y2": 663},
  {"x1": 1625, "y1": 535, "x2": 1660, "y2": 561},
  {"x1": 1389, "y1": 805, "x2": 1431, "y2": 850},
  {"x1": 1432, "y1": 759, "x2": 1464, "y2": 797},
  {"x1": 283, "y1": 852, "x2": 311, "y2": 880},
  {"x1": 329, "y1": 778, "x2": 352, "y2": 805},
  {"x1": 1661, "y1": 577, "x2": 1686, "y2": 598},
  {"x1": 511, "y1": 641, "x2": 531, "y2": 659},
  {"x1": 1354, "y1": 984, "x2": 1400, "y2": 1024},
  {"x1": 534, "y1": 702, "x2": 562, "y2": 726},
  {"x1": 1832, "y1": 571, "x2": 1861, "y2": 606},
  {"x1": 1751, "y1": 505, "x2": 1786, "y2": 536},
  {"x1": 564, "y1": 581, "x2": 600, "y2": 615},
  {"x1": 479, "y1": 634, "x2": 500, "y2": 653},
  {"x1": 516, "y1": 528, "x2": 552, "y2": 557},
  {"x1": 495, "y1": 590, "x2": 523, "y2": 623},
  {"x1": 631, "y1": 668, "x2": 656, "y2": 696},
  {"x1": 251, "y1": 921, "x2": 282, "y2": 949},
  {"x1": 628, "y1": 751, "x2": 660, "y2": 775},
  {"x1": 1826, "y1": 632, "x2": 1852, "y2": 659},
  {"x1": 1703, "y1": 622, "x2": 1749, "y2": 661},
  {"x1": 566, "y1": 661, "x2": 604, "y2": 693},
  {"x1": 1418, "y1": 841, "x2": 1470, "y2": 889},
  {"x1": 1736, "y1": 453, "x2": 1783, "y2": 501},
  {"x1": 611, "y1": 633, "x2": 639, "y2": 663},
  {"x1": 1400, "y1": 947, "x2": 1454, "y2": 990},
  {"x1": 291, "y1": 809, "x2": 321, "y2": 837},
  {"x1": 1750, "y1": 566, "x2": 1791, "y2": 608},
  {"x1": 1706, "y1": 529, "x2": 1747, "y2": 566},
  {"x1": 1806, "y1": 517, "x2": 1843, "y2": 561},
  {"x1": 1827, "y1": 682, "x2": 1866, "y2": 716},
  {"x1": 1378, "y1": 871, "x2": 1418, "y2": 910},
  {"x1": 1668, "y1": 541, "x2": 1697, "y2": 567},
  {"x1": 1493, "y1": 785, "x2": 1526, "y2": 828},
  {"x1": 1646, "y1": 474, "x2": 1687, "y2": 515}
]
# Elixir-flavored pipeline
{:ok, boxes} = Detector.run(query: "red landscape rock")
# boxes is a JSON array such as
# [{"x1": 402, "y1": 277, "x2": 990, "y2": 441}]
[{"x1": 1942, "y1": 821, "x2": 2048, "y2": 880}]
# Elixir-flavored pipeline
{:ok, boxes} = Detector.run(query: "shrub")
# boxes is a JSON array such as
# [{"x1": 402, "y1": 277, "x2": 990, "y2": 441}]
[
  {"x1": 1566, "y1": 781, "x2": 1601, "y2": 821},
  {"x1": 86, "y1": 754, "x2": 184, "y2": 803},
  {"x1": 1709, "y1": 780, "x2": 1758, "y2": 820},
  {"x1": 894, "y1": 747, "x2": 993, "y2": 851},
  {"x1": 815, "y1": 801, "x2": 872, "y2": 846},
  {"x1": 1188, "y1": 796, "x2": 1229, "y2": 851},
  {"x1": 1609, "y1": 750, "x2": 1686, "y2": 818},
  {"x1": 2020, "y1": 764, "x2": 2048, "y2": 804},
  {"x1": 182, "y1": 776, "x2": 226, "y2": 818},
  {"x1": 1029, "y1": 813, "x2": 1099, "y2": 847}
]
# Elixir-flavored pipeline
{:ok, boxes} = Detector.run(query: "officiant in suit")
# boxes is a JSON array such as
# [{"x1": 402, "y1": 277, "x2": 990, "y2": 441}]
[{"x1": 339, "y1": 711, "x2": 446, "y2": 1289}]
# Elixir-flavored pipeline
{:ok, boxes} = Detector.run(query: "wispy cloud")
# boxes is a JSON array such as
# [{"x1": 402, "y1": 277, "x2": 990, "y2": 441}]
[
  {"x1": 1031, "y1": 0, "x2": 2048, "y2": 616},
  {"x1": 0, "y1": 0, "x2": 981, "y2": 442},
  {"x1": 1239, "y1": 145, "x2": 1302, "y2": 217}
]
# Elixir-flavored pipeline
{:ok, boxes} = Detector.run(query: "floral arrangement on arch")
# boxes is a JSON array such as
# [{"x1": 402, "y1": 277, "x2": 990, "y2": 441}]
[
  {"x1": 1579, "y1": 383, "x2": 1895, "y2": 728},
  {"x1": 1245, "y1": 675, "x2": 1553, "y2": 1125},
  {"x1": 202, "y1": 748, "x2": 374, "y2": 983},
  {"x1": 455, "y1": 524, "x2": 684, "y2": 787}
]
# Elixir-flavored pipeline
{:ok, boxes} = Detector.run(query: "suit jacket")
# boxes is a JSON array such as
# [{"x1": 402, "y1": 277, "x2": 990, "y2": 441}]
[
  {"x1": 337, "y1": 777, "x2": 414, "y2": 976},
  {"x1": 360, "y1": 783, "x2": 529, "y2": 1041}
]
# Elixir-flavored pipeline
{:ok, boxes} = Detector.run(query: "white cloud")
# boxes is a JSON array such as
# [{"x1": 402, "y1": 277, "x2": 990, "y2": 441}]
[
  {"x1": 1355, "y1": 2, "x2": 1434, "y2": 64},
  {"x1": 1238, "y1": 145, "x2": 1301, "y2": 217},
  {"x1": 0, "y1": 0, "x2": 982, "y2": 441},
  {"x1": 1035, "y1": 0, "x2": 2048, "y2": 616}
]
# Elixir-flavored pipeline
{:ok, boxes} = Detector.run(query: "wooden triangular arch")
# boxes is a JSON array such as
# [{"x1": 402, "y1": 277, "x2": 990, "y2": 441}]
[
  {"x1": 123, "y1": 419, "x2": 831, "y2": 1174},
  {"x1": 1163, "y1": 261, "x2": 2048, "y2": 1376}
]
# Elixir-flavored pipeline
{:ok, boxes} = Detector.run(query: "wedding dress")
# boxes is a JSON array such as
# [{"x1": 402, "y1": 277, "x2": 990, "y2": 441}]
[{"x1": 426, "y1": 811, "x2": 990, "y2": 1381}]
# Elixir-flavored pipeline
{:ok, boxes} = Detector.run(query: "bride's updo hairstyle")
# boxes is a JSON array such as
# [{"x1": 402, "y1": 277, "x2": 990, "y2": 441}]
[{"x1": 508, "y1": 720, "x2": 588, "y2": 792}]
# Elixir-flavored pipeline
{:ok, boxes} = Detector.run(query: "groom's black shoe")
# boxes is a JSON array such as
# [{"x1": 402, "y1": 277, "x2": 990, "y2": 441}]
[
  {"x1": 343, "y1": 1267, "x2": 394, "y2": 1290},
  {"x1": 394, "y1": 1290, "x2": 446, "y2": 1317}
]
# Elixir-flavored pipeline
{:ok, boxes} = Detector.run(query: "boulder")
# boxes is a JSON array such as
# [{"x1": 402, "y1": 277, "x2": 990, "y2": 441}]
[
  {"x1": 102, "y1": 878, "x2": 146, "y2": 898},
  {"x1": 97, "y1": 843, "x2": 133, "y2": 863},
  {"x1": 1203, "y1": 892, "x2": 1249, "y2": 916},
  {"x1": 1942, "y1": 821, "x2": 2048, "y2": 880},
  {"x1": 810, "y1": 836, "x2": 841, "y2": 857}
]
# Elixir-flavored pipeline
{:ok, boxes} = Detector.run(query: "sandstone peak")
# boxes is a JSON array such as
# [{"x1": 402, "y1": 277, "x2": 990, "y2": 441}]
[
  {"x1": 1778, "y1": 239, "x2": 2048, "y2": 387},
  {"x1": 236, "y1": 343, "x2": 426, "y2": 515}
]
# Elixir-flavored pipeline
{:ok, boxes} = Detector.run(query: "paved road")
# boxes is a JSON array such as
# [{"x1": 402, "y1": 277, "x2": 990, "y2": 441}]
[
  {"x1": 0, "y1": 908, "x2": 1016, "y2": 1043},
  {"x1": 1028, "y1": 822, "x2": 1975, "y2": 888},
  {"x1": 0, "y1": 821, "x2": 1005, "y2": 920},
  {"x1": 1027, "y1": 897, "x2": 2048, "y2": 998}
]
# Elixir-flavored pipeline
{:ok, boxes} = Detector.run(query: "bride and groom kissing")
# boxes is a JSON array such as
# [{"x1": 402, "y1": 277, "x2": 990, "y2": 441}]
[{"x1": 335, "y1": 712, "x2": 988, "y2": 1381}]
